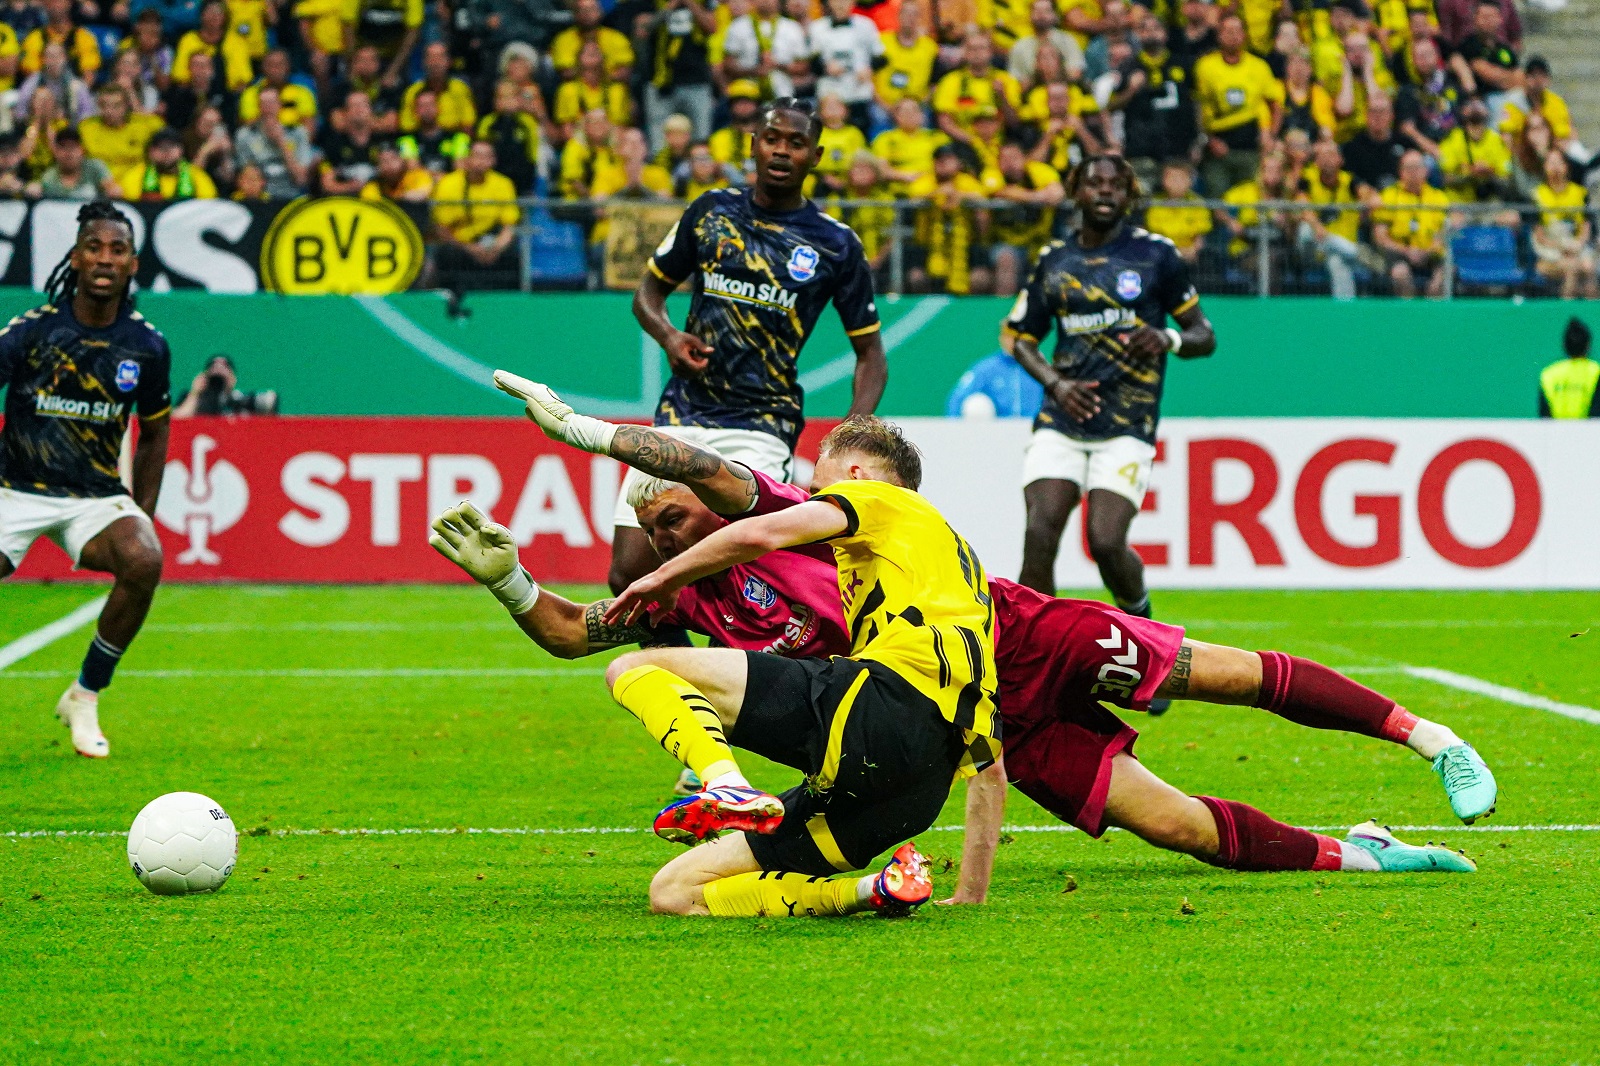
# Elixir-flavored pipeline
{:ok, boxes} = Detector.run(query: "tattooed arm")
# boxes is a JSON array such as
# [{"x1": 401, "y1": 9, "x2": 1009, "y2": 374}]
[
  {"x1": 608, "y1": 425, "x2": 759, "y2": 516},
  {"x1": 510, "y1": 591, "x2": 659, "y2": 659},
  {"x1": 493, "y1": 371, "x2": 760, "y2": 515}
]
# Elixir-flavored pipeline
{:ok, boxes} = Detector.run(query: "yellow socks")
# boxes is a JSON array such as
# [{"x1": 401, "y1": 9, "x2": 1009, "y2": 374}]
[
  {"x1": 702, "y1": 872, "x2": 867, "y2": 918},
  {"x1": 610, "y1": 665, "x2": 741, "y2": 784}
]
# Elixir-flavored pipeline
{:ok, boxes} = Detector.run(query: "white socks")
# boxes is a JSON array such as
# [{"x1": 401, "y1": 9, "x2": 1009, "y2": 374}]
[
  {"x1": 706, "y1": 770, "x2": 751, "y2": 791},
  {"x1": 1407, "y1": 720, "x2": 1464, "y2": 761},
  {"x1": 1338, "y1": 840, "x2": 1381, "y2": 872}
]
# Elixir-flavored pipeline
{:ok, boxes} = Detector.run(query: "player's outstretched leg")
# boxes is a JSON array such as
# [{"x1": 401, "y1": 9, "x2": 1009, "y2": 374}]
[
  {"x1": 1082, "y1": 488, "x2": 1170, "y2": 712},
  {"x1": 1158, "y1": 641, "x2": 1498, "y2": 824},
  {"x1": 649, "y1": 833, "x2": 934, "y2": 918},
  {"x1": 1101, "y1": 753, "x2": 1476, "y2": 874},
  {"x1": 604, "y1": 648, "x2": 784, "y2": 842},
  {"x1": 56, "y1": 517, "x2": 164, "y2": 758}
]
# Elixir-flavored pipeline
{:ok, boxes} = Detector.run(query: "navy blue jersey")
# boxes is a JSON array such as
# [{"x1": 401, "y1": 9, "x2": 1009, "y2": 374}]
[
  {"x1": 1006, "y1": 227, "x2": 1198, "y2": 445},
  {"x1": 649, "y1": 188, "x2": 881, "y2": 449},
  {"x1": 0, "y1": 302, "x2": 172, "y2": 499}
]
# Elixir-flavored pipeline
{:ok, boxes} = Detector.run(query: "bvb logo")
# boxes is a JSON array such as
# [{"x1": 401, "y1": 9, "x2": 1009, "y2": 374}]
[{"x1": 261, "y1": 196, "x2": 424, "y2": 295}]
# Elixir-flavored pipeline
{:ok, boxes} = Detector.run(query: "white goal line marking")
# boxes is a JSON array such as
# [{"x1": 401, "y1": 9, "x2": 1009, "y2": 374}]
[
  {"x1": 8, "y1": 822, "x2": 1600, "y2": 841},
  {"x1": 0, "y1": 595, "x2": 108, "y2": 671}
]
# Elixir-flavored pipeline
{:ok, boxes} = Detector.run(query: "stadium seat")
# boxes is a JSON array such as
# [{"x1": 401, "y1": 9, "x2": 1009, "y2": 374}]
[
  {"x1": 523, "y1": 209, "x2": 588, "y2": 288},
  {"x1": 946, "y1": 352, "x2": 1044, "y2": 418},
  {"x1": 1452, "y1": 225, "x2": 1528, "y2": 290}
]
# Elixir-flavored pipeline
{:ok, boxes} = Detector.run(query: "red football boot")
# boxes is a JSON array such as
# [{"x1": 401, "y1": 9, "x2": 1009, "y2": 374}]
[{"x1": 867, "y1": 842, "x2": 933, "y2": 916}]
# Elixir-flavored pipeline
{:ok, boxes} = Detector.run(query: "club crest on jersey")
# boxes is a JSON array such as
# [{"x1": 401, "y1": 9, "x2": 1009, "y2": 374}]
[
  {"x1": 786, "y1": 245, "x2": 819, "y2": 283},
  {"x1": 742, "y1": 576, "x2": 778, "y2": 609},
  {"x1": 1116, "y1": 270, "x2": 1143, "y2": 300},
  {"x1": 114, "y1": 359, "x2": 140, "y2": 393}
]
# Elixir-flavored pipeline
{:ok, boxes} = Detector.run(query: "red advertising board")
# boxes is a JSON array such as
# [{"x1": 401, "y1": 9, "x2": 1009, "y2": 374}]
[{"x1": 11, "y1": 417, "x2": 837, "y2": 584}]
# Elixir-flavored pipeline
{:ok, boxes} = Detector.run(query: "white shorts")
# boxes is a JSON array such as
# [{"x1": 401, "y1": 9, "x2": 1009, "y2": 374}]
[
  {"x1": 0, "y1": 486, "x2": 151, "y2": 568},
  {"x1": 612, "y1": 426, "x2": 795, "y2": 529},
  {"x1": 1021, "y1": 429, "x2": 1157, "y2": 507}
]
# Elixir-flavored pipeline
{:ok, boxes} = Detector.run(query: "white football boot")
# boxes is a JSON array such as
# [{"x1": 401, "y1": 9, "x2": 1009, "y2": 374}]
[{"x1": 55, "y1": 682, "x2": 109, "y2": 758}]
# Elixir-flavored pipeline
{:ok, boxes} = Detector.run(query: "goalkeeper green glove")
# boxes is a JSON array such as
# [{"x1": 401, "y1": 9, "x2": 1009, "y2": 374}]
[
  {"x1": 428, "y1": 502, "x2": 539, "y2": 615},
  {"x1": 493, "y1": 369, "x2": 618, "y2": 455}
]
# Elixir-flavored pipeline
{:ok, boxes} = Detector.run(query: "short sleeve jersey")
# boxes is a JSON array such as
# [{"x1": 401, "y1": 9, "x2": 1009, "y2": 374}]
[
  {"x1": 811, "y1": 479, "x2": 1001, "y2": 776},
  {"x1": 657, "y1": 471, "x2": 851, "y2": 657},
  {"x1": 0, "y1": 303, "x2": 172, "y2": 498},
  {"x1": 649, "y1": 188, "x2": 881, "y2": 449},
  {"x1": 1006, "y1": 227, "x2": 1199, "y2": 444}
]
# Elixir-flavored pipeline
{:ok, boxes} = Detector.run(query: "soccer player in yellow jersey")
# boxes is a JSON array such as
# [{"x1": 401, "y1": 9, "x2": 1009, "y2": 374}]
[{"x1": 600, "y1": 417, "x2": 1000, "y2": 918}]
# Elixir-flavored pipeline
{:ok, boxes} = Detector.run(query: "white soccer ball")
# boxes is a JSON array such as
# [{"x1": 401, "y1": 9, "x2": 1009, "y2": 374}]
[{"x1": 127, "y1": 792, "x2": 237, "y2": 896}]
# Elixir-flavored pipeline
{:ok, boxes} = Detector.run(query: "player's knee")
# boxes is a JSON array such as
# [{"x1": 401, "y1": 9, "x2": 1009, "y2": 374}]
[
  {"x1": 1085, "y1": 526, "x2": 1127, "y2": 566},
  {"x1": 648, "y1": 865, "x2": 699, "y2": 915},
  {"x1": 604, "y1": 651, "x2": 650, "y2": 692},
  {"x1": 118, "y1": 542, "x2": 164, "y2": 594}
]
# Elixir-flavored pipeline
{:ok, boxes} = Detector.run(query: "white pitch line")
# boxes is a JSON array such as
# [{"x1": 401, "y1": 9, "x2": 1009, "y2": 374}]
[
  {"x1": 0, "y1": 667, "x2": 606, "y2": 680},
  {"x1": 1402, "y1": 666, "x2": 1600, "y2": 725},
  {"x1": 8, "y1": 823, "x2": 1600, "y2": 841},
  {"x1": 0, "y1": 594, "x2": 107, "y2": 671}
]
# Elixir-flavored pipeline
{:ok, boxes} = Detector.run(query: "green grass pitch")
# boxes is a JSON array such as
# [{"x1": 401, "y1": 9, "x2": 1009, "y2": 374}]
[{"x1": 3, "y1": 583, "x2": 1599, "y2": 1064}]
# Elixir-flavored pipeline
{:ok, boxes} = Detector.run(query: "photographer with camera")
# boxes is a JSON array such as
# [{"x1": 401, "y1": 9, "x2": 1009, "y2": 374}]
[{"x1": 172, "y1": 355, "x2": 279, "y2": 418}]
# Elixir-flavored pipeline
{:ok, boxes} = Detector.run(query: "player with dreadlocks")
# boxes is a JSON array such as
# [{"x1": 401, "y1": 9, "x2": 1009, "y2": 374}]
[
  {"x1": 624, "y1": 95, "x2": 888, "y2": 793},
  {"x1": 0, "y1": 201, "x2": 172, "y2": 757},
  {"x1": 1005, "y1": 153, "x2": 1216, "y2": 711}
]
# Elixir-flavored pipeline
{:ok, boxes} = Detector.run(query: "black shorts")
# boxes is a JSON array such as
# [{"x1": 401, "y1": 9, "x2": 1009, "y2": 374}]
[{"x1": 731, "y1": 652, "x2": 965, "y2": 877}]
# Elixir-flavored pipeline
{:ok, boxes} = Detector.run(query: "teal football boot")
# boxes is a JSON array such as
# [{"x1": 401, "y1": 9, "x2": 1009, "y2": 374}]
[
  {"x1": 1346, "y1": 821, "x2": 1477, "y2": 872},
  {"x1": 1432, "y1": 743, "x2": 1497, "y2": 824}
]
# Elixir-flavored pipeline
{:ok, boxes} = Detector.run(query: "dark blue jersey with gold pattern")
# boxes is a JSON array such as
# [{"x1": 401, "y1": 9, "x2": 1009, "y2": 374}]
[
  {"x1": 649, "y1": 188, "x2": 881, "y2": 449},
  {"x1": 1006, "y1": 226, "x2": 1198, "y2": 445},
  {"x1": 0, "y1": 302, "x2": 172, "y2": 499}
]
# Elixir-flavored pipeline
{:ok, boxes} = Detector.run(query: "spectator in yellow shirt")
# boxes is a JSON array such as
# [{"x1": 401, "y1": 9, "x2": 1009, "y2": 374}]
[
  {"x1": 227, "y1": 0, "x2": 275, "y2": 60},
  {"x1": 932, "y1": 31, "x2": 1022, "y2": 150},
  {"x1": 172, "y1": 1, "x2": 256, "y2": 90},
  {"x1": 554, "y1": 39, "x2": 634, "y2": 137},
  {"x1": 21, "y1": 0, "x2": 99, "y2": 78},
  {"x1": 1193, "y1": 12, "x2": 1283, "y2": 195},
  {"x1": 982, "y1": 140, "x2": 1063, "y2": 294},
  {"x1": 1143, "y1": 160, "x2": 1212, "y2": 264},
  {"x1": 0, "y1": 23, "x2": 21, "y2": 93},
  {"x1": 550, "y1": 0, "x2": 635, "y2": 80},
  {"x1": 118, "y1": 126, "x2": 219, "y2": 200},
  {"x1": 909, "y1": 143, "x2": 991, "y2": 295},
  {"x1": 1372, "y1": 149, "x2": 1449, "y2": 298},
  {"x1": 239, "y1": 49, "x2": 320, "y2": 129},
  {"x1": 296, "y1": 0, "x2": 356, "y2": 91},
  {"x1": 431, "y1": 139, "x2": 521, "y2": 290},
  {"x1": 874, "y1": 0, "x2": 938, "y2": 117},
  {"x1": 871, "y1": 97, "x2": 948, "y2": 192},
  {"x1": 560, "y1": 108, "x2": 619, "y2": 199},
  {"x1": 589, "y1": 126, "x2": 673, "y2": 244},
  {"x1": 676, "y1": 141, "x2": 732, "y2": 199},
  {"x1": 1438, "y1": 98, "x2": 1511, "y2": 203},
  {"x1": 402, "y1": 42, "x2": 478, "y2": 133},
  {"x1": 361, "y1": 139, "x2": 435, "y2": 201},
  {"x1": 1500, "y1": 56, "x2": 1575, "y2": 155},
  {"x1": 708, "y1": 79, "x2": 761, "y2": 177},
  {"x1": 1059, "y1": 0, "x2": 1124, "y2": 51},
  {"x1": 1215, "y1": 149, "x2": 1296, "y2": 276},
  {"x1": 810, "y1": 93, "x2": 866, "y2": 195},
  {"x1": 975, "y1": 0, "x2": 1032, "y2": 53},
  {"x1": 352, "y1": 0, "x2": 424, "y2": 90},
  {"x1": 1530, "y1": 149, "x2": 1596, "y2": 300},
  {"x1": 822, "y1": 152, "x2": 893, "y2": 272},
  {"x1": 1297, "y1": 139, "x2": 1368, "y2": 299},
  {"x1": 1026, "y1": 81, "x2": 1103, "y2": 173},
  {"x1": 78, "y1": 84, "x2": 165, "y2": 174}
]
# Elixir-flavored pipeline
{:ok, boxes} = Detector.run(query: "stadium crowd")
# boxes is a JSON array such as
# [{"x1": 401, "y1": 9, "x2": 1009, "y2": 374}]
[{"x1": 0, "y1": 0, "x2": 1591, "y2": 296}]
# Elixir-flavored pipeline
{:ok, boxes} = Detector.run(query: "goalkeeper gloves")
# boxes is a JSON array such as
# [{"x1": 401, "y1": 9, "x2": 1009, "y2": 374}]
[
  {"x1": 428, "y1": 502, "x2": 540, "y2": 615},
  {"x1": 493, "y1": 369, "x2": 618, "y2": 455}
]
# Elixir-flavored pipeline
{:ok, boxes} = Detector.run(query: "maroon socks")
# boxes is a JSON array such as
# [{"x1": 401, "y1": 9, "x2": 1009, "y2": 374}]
[
  {"x1": 1196, "y1": 796, "x2": 1343, "y2": 872},
  {"x1": 1254, "y1": 651, "x2": 1418, "y2": 743}
]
